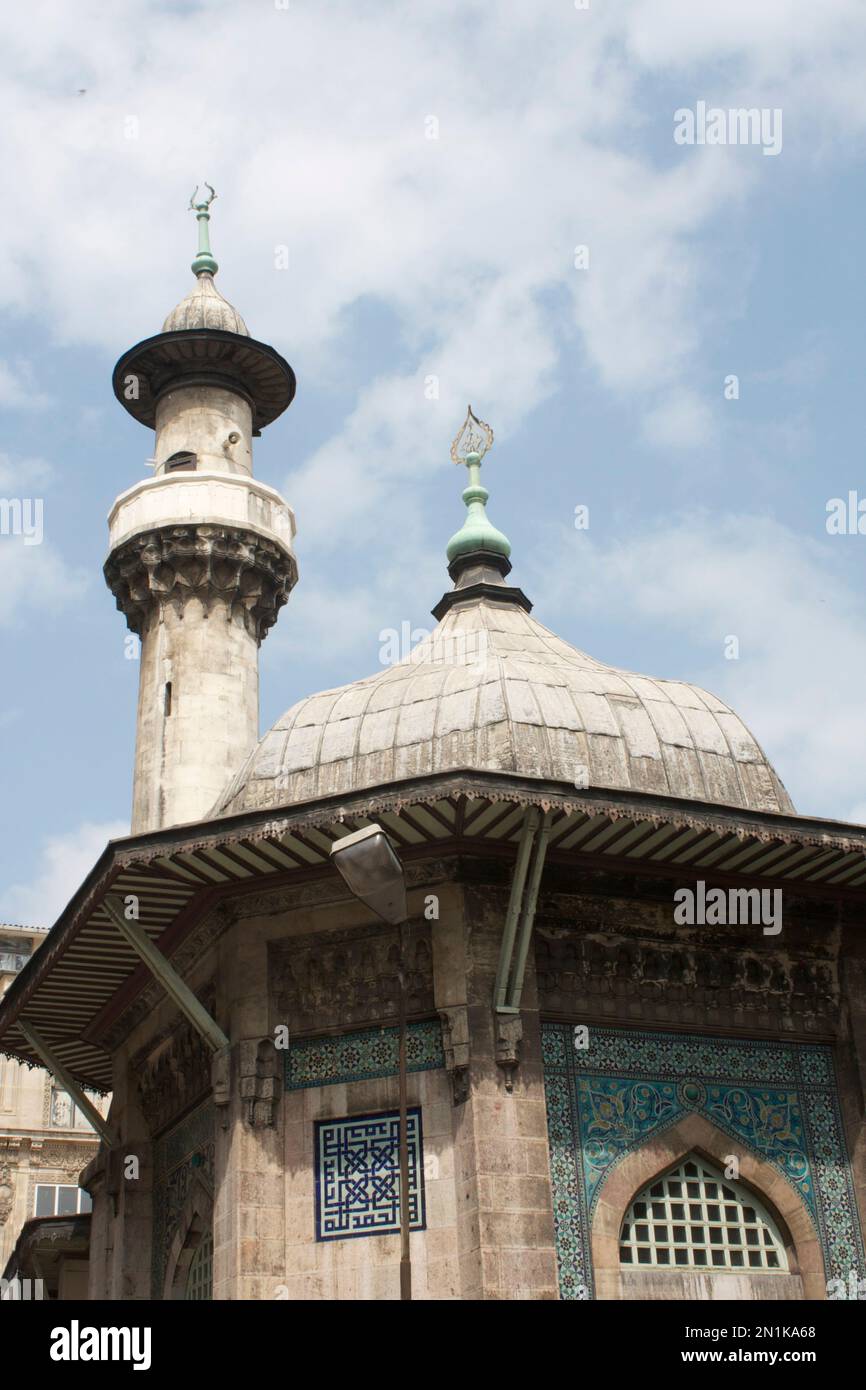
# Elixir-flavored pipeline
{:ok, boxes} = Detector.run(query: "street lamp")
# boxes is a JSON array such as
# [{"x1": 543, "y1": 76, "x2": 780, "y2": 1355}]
[{"x1": 329, "y1": 824, "x2": 411, "y2": 1301}]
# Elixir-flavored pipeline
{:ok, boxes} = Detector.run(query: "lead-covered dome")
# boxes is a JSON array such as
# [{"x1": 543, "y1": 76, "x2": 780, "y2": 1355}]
[
  {"x1": 215, "y1": 414, "x2": 794, "y2": 821},
  {"x1": 162, "y1": 271, "x2": 249, "y2": 336},
  {"x1": 161, "y1": 187, "x2": 249, "y2": 335},
  {"x1": 215, "y1": 574, "x2": 793, "y2": 819}
]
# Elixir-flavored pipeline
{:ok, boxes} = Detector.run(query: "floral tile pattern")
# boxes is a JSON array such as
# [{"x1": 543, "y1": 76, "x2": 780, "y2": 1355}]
[
  {"x1": 151, "y1": 1099, "x2": 215, "y2": 1298},
  {"x1": 286, "y1": 1019, "x2": 444, "y2": 1090},
  {"x1": 542, "y1": 1023, "x2": 863, "y2": 1299}
]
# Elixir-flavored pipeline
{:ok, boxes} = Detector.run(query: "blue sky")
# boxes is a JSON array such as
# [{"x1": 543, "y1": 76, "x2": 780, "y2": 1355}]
[{"x1": 2, "y1": 0, "x2": 866, "y2": 926}]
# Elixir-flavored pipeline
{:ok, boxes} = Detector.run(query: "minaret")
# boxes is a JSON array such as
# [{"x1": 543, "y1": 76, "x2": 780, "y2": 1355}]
[{"x1": 105, "y1": 187, "x2": 298, "y2": 833}]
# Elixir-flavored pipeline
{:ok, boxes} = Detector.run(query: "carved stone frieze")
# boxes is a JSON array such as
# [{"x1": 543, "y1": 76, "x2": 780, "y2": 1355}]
[
  {"x1": 270, "y1": 921, "x2": 435, "y2": 1035},
  {"x1": 104, "y1": 523, "x2": 296, "y2": 641},
  {"x1": 235, "y1": 857, "x2": 455, "y2": 923},
  {"x1": 535, "y1": 928, "x2": 839, "y2": 1034},
  {"x1": 132, "y1": 991, "x2": 216, "y2": 1135},
  {"x1": 98, "y1": 865, "x2": 454, "y2": 1052},
  {"x1": 29, "y1": 1142, "x2": 96, "y2": 1176},
  {"x1": 0, "y1": 1161, "x2": 14, "y2": 1226}
]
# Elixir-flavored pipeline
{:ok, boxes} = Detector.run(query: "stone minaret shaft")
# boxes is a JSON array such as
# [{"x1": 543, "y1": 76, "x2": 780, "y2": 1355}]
[{"x1": 105, "y1": 189, "x2": 297, "y2": 833}]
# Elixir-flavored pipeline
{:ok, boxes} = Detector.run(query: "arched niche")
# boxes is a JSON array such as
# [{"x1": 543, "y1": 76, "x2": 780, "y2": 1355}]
[
  {"x1": 162, "y1": 1177, "x2": 214, "y2": 1301},
  {"x1": 590, "y1": 1111, "x2": 826, "y2": 1300}
]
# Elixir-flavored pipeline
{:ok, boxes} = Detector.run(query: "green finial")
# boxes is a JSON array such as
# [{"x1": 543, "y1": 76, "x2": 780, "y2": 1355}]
[
  {"x1": 446, "y1": 406, "x2": 511, "y2": 564},
  {"x1": 189, "y1": 183, "x2": 219, "y2": 277}
]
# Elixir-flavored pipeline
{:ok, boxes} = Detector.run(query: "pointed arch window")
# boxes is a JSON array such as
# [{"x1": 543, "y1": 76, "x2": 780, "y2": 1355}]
[
  {"x1": 184, "y1": 1229, "x2": 213, "y2": 1301},
  {"x1": 619, "y1": 1155, "x2": 788, "y2": 1272}
]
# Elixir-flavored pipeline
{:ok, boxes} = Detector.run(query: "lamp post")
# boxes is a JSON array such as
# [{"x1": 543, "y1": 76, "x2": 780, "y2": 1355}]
[{"x1": 329, "y1": 824, "x2": 411, "y2": 1301}]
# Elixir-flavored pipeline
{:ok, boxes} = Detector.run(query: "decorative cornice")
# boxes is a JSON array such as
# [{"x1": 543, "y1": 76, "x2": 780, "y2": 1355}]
[
  {"x1": 112, "y1": 329, "x2": 295, "y2": 431},
  {"x1": 4, "y1": 770, "x2": 866, "y2": 1094},
  {"x1": 110, "y1": 774, "x2": 866, "y2": 865},
  {"x1": 104, "y1": 522, "x2": 297, "y2": 641},
  {"x1": 28, "y1": 1141, "x2": 97, "y2": 1174}
]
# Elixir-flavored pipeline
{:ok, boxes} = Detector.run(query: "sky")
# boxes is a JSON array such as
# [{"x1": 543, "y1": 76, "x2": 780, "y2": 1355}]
[{"x1": 2, "y1": 0, "x2": 866, "y2": 928}]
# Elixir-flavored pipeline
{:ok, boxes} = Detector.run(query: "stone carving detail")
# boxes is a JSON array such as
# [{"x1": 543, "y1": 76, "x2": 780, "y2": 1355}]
[
  {"x1": 238, "y1": 1039, "x2": 280, "y2": 1127},
  {"x1": 438, "y1": 1007, "x2": 470, "y2": 1105},
  {"x1": 535, "y1": 930, "x2": 839, "y2": 1033},
  {"x1": 211, "y1": 1047, "x2": 231, "y2": 1119},
  {"x1": 271, "y1": 922, "x2": 435, "y2": 1035},
  {"x1": 133, "y1": 993, "x2": 216, "y2": 1135},
  {"x1": 29, "y1": 1142, "x2": 96, "y2": 1176},
  {"x1": 0, "y1": 1162, "x2": 14, "y2": 1226},
  {"x1": 494, "y1": 1014, "x2": 523, "y2": 1089},
  {"x1": 104, "y1": 524, "x2": 296, "y2": 641}
]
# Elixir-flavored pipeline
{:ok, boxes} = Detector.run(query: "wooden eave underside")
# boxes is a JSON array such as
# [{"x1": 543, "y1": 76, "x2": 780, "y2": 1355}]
[{"x1": 1, "y1": 771, "x2": 865, "y2": 1092}]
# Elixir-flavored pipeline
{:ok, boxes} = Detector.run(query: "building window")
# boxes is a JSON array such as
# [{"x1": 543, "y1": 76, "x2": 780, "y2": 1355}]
[
  {"x1": 164, "y1": 451, "x2": 197, "y2": 472},
  {"x1": 619, "y1": 1155, "x2": 788, "y2": 1272},
  {"x1": 315, "y1": 1108, "x2": 426, "y2": 1241},
  {"x1": 0, "y1": 936, "x2": 32, "y2": 973},
  {"x1": 0, "y1": 1055, "x2": 20, "y2": 1112},
  {"x1": 34, "y1": 1185, "x2": 92, "y2": 1218},
  {"x1": 49, "y1": 1083, "x2": 99, "y2": 1131}
]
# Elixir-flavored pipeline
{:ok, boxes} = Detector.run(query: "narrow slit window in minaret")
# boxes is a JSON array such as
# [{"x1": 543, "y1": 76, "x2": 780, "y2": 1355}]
[{"x1": 165, "y1": 451, "x2": 197, "y2": 472}]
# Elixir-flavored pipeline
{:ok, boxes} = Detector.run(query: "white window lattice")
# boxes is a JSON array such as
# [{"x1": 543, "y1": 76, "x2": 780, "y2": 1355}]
[
  {"x1": 619, "y1": 1155, "x2": 788, "y2": 1273},
  {"x1": 185, "y1": 1231, "x2": 213, "y2": 1301}
]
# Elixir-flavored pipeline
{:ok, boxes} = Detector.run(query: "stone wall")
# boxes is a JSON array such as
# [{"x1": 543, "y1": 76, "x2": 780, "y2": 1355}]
[{"x1": 83, "y1": 849, "x2": 866, "y2": 1302}]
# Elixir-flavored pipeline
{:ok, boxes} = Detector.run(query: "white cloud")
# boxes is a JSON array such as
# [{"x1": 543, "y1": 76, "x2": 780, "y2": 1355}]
[
  {"x1": 0, "y1": 452, "x2": 54, "y2": 490},
  {"x1": 0, "y1": 360, "x2": 50, "y2": 411},
  {"x1": 1, "y1": 819, "x2": 129, "y2": 929},
  {"x1": 0, "y1": 0, "x2": 862, "y2": 558},
  {"x1": 0, "y1": 535, "x2": 88, "y2": 629},
  {"x1": 0, "y1": 452, "x2": 87, "y2": 625},
  {"x1": 642, "y1": 388, "x2": 714, "y2": 449},
  {"x1": 2, "y1": 2, "x2": 866, "y2": 830},
  {"x1": 534, "y1": 511, "x2": 866, "y2": 823},
  {"x1": 624, "y1": 0, "x2": 866, "y2": 86}
]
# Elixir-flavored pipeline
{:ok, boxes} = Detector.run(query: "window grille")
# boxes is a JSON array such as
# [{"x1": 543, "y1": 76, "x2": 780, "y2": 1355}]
[
  {"x1": 619, "y1": 1155, "x2": 787, "y2": 1272},
  {"x1": 185, "y1": 1231, "x2": 213, "y2": 1301}
]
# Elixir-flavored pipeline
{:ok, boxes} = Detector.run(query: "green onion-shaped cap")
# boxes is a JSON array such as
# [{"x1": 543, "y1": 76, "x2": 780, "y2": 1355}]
[{"x1": 446, "y1": 452, "x2": 512, "y2": 563}]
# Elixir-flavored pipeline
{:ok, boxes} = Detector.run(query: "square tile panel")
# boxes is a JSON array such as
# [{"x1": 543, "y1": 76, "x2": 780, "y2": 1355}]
[{"x1": 315, "y1": 1107, "x2": 426, "y2": 1241}]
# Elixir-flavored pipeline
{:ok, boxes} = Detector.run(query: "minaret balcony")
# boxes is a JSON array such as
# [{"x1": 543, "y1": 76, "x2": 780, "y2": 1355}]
[{"x1": 107, "y1": 469, "x2": 295, "y2": 559}]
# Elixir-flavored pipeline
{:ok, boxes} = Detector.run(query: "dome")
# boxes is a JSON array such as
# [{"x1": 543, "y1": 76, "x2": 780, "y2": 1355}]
[
  {"x1": 162, "y1": 272, "x2": 249, "y2": 336},
  {"x1": 214, "y1": 576, "x2": 794, "y2": 819},
  {"x1": 216, "y1": 419, "x2": 794, "y2": 822}
]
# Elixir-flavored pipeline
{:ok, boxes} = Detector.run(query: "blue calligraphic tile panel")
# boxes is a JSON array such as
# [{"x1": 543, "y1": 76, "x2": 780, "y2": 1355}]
[{"x1": 315, "y1": 1107, "x2": 425, "y2": 1241}]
